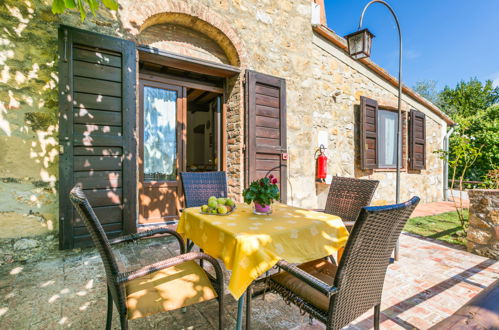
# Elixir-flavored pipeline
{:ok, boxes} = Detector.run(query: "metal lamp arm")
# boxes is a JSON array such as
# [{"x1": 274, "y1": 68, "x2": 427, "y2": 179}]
[{"x1": 358, "y1": 0, "x2": 403, "y2": 205}]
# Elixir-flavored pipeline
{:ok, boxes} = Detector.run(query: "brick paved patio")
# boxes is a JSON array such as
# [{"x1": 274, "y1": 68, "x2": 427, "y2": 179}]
[
  {"x1": 0, "y1": 232, "x2": 497, "y2": 329},
  {"x1": 411, "y1": 200, "x2": 469, "y2": 218}
]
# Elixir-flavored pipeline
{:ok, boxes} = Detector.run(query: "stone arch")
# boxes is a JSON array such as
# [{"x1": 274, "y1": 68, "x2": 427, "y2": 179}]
[{"x1": 121, "y1": 1, "x2": 246, "y2": 67}]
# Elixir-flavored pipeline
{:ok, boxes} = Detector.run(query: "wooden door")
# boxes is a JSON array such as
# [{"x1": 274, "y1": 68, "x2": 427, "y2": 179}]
[
  {"x1": 58, "y1": 26, "x2": 137, "y2": 249},
  {"x1": 245, "y1": 70, "x2": 287, "y2": 202},
  {"x1": 138, "y1": 80, "x2": 185, "y2": 224}
]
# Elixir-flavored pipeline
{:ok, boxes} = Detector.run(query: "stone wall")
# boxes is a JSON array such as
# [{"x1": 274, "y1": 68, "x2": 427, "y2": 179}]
[
  {"x1": 0, "y1": 0, "x2": 126, "y2": 261},
  {"x1": 0, "y1": 0, "x2": 448, "y2": 261},
  {"x1": 467, "y1": 189, "x2": 499, "y2": 259}
]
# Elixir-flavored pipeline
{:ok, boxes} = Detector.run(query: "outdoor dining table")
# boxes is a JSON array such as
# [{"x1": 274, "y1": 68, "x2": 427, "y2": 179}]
[{"x1": 177, "y1": 202, "x2": 349, "y2": 329}]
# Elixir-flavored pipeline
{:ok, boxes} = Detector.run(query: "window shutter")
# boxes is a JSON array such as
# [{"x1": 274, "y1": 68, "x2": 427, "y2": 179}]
[
  {"x1": 402, "y1": 111, "x2": 407, "y2": 169},
  {"x1": 58, "y1": 26, "x2": 137, "y2": 249},
  {"x1": 360, "y1": 96, "x2": 378, "y2": 169},
  {"x1": 245, "y1": 70, "x2": 287, "y2": 202},
  {"x1": 409, "y1": 109, "x2": 426, "y2": 170}
]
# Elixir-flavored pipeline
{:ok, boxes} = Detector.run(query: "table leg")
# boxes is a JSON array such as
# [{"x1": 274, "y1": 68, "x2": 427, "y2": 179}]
[{"x1": 235, "y1": 292, "x2": 245, "y2": 330}]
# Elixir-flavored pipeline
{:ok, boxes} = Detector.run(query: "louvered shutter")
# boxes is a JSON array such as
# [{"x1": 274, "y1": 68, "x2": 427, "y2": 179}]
[
  {"x1": 58, "y1": 26, "x2": 137, "y2": 249},
  {"x1": 402, "y1": 111, "x2": 407, "y2": 169},
  {"x1": 409, "y1": 109, "x2": 426, "y2": 170},
  {"x1": 245, "y1": 70, "x2": 287, "y2": 202},
  {"x1": 360, "y1": 96, "x2": 378, "y2": 169}
]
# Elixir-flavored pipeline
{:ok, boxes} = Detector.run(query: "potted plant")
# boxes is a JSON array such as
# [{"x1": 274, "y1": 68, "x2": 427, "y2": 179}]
[{"x1": 243, "y1": 175, "x2": 280, "y2": 215}]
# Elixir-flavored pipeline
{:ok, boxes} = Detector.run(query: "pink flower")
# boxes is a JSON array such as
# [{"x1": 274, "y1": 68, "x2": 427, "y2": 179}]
[
  {"x1": 268, "y1": 174, "x2": 274, "y2": 179},
  {"x1": 271, "y1": 178, "x2": 278, "y2": 184}
]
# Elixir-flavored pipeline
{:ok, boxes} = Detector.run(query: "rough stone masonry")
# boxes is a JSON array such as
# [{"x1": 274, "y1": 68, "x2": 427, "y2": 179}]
[
  {"x1": 467, "y1": 189, "x2": 499, "y2": 259},
  {"x1": 1, "y1": 0, "x2": 449, "y2": 261}
]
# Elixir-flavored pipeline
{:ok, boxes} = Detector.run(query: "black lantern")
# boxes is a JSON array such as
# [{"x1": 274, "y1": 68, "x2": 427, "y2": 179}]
[{"x1": 344, "y1": 29, "x2": 375, "y2": 60}]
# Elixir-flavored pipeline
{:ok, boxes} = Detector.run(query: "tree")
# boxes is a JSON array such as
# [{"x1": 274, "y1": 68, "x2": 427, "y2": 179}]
[
  {"x1": 52, "y1": 0, "x2": 118, "y2": 21},
  {"x1": 413, "y1": 80, "x2": 441, "y2": 105},
  {"x1": 450, "y1": 104, "x2": 499, "y2": 181},
  {"x1": 436, "y1": 136, "x2": 483, "y2": 230},
  {"x1": 439, "y1": 78, "x2": 499, "y2": 118}
]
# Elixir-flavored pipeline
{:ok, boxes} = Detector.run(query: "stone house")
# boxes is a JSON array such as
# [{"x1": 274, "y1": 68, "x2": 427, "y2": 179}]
[{"x1": 0, "y1": 0, "x2": 453, "y2": 254}]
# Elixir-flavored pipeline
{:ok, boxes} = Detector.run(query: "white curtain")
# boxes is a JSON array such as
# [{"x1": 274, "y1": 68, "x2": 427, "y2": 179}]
[
  {"x1": 143, "y1": 87, "x2": 177, "y2": 181},
  {"x1": 379, "y1": 110, "x2": 397, "y2": 167}
]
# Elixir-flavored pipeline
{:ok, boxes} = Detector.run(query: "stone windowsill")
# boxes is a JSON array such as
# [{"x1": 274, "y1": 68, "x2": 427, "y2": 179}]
[{"x1": 373, "y1": 168, "x2": 407, "y2": 173}]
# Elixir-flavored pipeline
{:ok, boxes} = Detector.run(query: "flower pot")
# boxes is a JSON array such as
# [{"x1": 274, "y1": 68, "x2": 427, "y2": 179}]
[{"x1": 253, "y1": 202, "x2": 272, "y2": 215}]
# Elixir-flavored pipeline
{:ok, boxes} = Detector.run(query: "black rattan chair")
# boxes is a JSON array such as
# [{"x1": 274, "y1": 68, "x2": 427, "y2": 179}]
[
  {"x1": 180, "y1": 171, "x2": 228, "y2": 208},
  {"x1": 323, "y1": 176, "x2": 379, "y2": 231},
  {"x1": 262, "y1": 196, "x2": 420, "y2": 330},
  {"x1": 69, "y1": 184, "x2": 224, "y2": 330}
]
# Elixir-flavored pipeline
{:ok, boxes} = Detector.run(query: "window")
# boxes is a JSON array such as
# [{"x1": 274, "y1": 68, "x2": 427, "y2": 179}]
[
  {"x1": 377, "y1": 109, "x2": 399, "y2": 168},
  {"x1": 143, "y1": 86, "x2": 178, "y2": 181},
  {"x1": 361, "y1": 96, "x2": 425, "y2": 171}
]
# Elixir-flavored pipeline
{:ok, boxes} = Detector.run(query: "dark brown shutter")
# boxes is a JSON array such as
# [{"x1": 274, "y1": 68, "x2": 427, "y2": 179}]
[
  {"x1": 58, "y1": 26, "x2": 137, "y2": 249},
  {"x1": 360, "y1": 96, "x2": 378, "y2": 169},
  {"x1": 409, "y1": 109, "x2": 426, "y2": 170},
  {"x1": 402, "y1": 111, "x2": 407, "y2": 169},
  {"x1": 245, "y1": 70, "x2": 287, "y2": 202}
]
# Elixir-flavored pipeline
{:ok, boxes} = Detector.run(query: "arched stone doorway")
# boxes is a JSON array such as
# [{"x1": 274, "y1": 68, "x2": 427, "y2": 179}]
[{"x1": 132, "y1": 13, "x2": 244, "y2": 224}]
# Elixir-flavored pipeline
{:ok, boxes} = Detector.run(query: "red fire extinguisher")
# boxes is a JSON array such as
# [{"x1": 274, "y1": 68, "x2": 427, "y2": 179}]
[{"x1": 315, "y1": 144, "x2": 327, "y2": 183}]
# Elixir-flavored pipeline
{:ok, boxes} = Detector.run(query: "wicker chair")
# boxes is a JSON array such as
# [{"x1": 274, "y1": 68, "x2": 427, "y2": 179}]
[
  {"x1": 323, "y1": 176, "x2": 379, "y2": 231},
  {"x1": 180, "y1": 171, "x2": 228, "y2": 208},
  {"x1": 262, "y1": 196, "x2": 420, "y2": 330},
  {"x1": 69, "y1": 184, "x2": 224, "y2": 330}
]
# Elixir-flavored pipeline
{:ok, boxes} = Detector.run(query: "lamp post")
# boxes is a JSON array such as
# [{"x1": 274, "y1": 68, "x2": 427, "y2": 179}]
[{"x1": 345, "y1": 0, "x2": 402, "y2": 259}]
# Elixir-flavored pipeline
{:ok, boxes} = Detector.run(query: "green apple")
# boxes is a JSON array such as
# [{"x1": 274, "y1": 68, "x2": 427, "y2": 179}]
[
  {"x1": 208, "y1": 196, "x2": 217, "y2": 203},
  {"x1": 217, "y1": 197, "x2": 226, "y2": 205},
  {"x1": 211, "y1": 209, "x2": 217, "y2": 214},
  {"x1": 208, "y1": 199, "x2": 218, "y2": 209},
  {"x1": 201, "y1": 205, "x2": 209, "y2": 212},
  {"x1": 217, "y1": 205, "x2": 228, "y2": 214},
  {"x1": 225, "y1": 198, "x2": 235, "y2": 207}
]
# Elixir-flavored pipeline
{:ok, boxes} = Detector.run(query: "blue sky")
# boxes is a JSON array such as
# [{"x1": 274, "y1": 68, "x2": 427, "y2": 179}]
[{"x1": 324, "y1": 0, "x2": 499, "y2": 90}]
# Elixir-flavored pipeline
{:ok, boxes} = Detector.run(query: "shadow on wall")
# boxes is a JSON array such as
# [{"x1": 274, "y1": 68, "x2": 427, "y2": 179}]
[{"x1": 0, "y1": 0, "x2": 121, "y2": 244}]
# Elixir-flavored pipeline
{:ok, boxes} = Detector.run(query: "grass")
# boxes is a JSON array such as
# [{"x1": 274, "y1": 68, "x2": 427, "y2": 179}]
[{"x1": 404, "y1": 210, "x2": 469, "y2": 246}]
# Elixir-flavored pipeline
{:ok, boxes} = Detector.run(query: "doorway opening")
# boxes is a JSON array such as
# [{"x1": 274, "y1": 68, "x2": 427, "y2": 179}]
[
  {"x1": 137, "y1": 59, "x2": 227, "y2": 225},
  {"x1": 186, "y1": 89, "x2": 222, "y2": 172}
]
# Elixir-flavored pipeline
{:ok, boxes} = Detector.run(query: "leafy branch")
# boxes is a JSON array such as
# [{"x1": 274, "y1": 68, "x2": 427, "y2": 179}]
[
  {"x1": 52, "y1": 0, "x2": 119, "y2": 21},
  {"x1": 436, "y1": 131, "x2": 483, "y2": 230}
]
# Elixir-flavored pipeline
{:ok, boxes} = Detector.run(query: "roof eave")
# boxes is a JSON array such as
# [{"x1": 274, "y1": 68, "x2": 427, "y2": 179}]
[{"x1": 312, "y1": 24, "x2": 454, "y2": 126}]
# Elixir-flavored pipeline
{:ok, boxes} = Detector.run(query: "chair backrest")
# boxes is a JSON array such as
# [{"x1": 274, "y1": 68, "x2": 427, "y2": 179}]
[
  {"x1": 324, "y1": 176, "x2": 379, "y2": 223},
  {"x1": 180, "y1": 171, "x2": 228, "y2": 208},
  {"x1": 328, "y1": 196, "x2": 420, "y2": 329},
  {"x1": 69, "y1": 184, "x2": 126, "y2": 312}
]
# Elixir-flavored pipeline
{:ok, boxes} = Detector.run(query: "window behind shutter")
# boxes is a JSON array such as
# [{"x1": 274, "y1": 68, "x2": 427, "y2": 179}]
[
  {"x1": 58, "y1": 26, "x2": 137, "y2": 249},
  {"x1": 360, "y1": 96, "x2": 378, "y2": 169},
  {"x1": 409, "y1": 109, "x2": 426, "y2": 170}
]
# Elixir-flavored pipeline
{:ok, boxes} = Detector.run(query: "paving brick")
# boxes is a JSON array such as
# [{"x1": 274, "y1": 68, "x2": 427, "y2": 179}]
[{"x1": 0, "y1": 233, "x2": 497, "y2": 329}]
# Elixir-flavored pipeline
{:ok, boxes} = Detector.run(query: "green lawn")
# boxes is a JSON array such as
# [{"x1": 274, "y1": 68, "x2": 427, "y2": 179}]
[{"x1": 404, "y1": 210, "x2": 468, "y2": 246}]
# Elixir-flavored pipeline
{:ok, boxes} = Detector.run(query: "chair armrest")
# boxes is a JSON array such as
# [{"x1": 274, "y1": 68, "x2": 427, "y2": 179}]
[
  {"x1": 116, "y1": 251, "x2": 224, "y2": 285},
  {"x1": 276, "y1": 260, "x2": 338, "y2": 298},
  {"x1": 109, "y1": 228, "x2": 185, "y2": 254}
]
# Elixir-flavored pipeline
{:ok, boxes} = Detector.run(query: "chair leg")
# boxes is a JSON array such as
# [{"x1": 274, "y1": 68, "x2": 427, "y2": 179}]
[
  {"x1": 374, "y1": 304, "x2": 380, "y2": 330},
  {"x1": 106, "y1": 286, "x2": 113, "y2": 330},
  {"x1": 246, "y1": 286, "x2": 252, "y2": 330},
  {"x1": 120, "y1": 314, "x2": 128, "y2": 330}
]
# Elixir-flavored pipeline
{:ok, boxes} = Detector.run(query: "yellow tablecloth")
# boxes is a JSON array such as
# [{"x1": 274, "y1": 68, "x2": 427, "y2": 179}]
[{"x1": 177, "y1": 203, "x2": 349, "y2": 299}]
